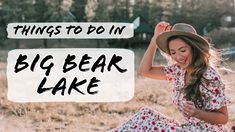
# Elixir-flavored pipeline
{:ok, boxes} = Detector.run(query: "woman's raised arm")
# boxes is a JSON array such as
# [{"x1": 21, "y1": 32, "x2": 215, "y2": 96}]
[{"x1": 138, "y1": 22, "x2": 171, "y2": 80}]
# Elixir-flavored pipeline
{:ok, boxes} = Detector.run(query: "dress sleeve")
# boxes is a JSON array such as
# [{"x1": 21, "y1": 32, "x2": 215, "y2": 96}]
[
  {"x1": 162, "y1": 64, "x2": 179, "y2": 83},
  {"x1": 201, "y1": 67, "x2": 228, "y2": 110}
]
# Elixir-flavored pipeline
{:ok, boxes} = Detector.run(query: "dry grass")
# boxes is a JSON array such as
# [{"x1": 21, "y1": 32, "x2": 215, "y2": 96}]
[{"x1": 0, "y1": 59, "x2": 235, "y2": 132}]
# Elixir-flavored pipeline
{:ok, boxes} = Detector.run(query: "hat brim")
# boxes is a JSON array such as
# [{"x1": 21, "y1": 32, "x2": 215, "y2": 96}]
[{"x1": 156, "y1": 31, "x2": 209, "y2": 54}]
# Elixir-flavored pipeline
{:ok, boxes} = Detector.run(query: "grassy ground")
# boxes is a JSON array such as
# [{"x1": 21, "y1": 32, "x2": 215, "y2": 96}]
[{"x1": 0, "y1": 49, "x2": 235, "y2": 131}]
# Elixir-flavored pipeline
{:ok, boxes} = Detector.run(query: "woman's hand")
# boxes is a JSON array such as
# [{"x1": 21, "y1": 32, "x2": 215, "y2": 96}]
[
  {"x1": 154, "y1": 21, "x2": 171, "y2": 37},
  {"x1": 150, "y1": 21, "x2": 171, "y2": 46},
  {"x1": 181, "y1": 101, "x2": 228, "y2": 124},
  {"x1": 181, "y1": 101, "x2": 200, "y2": 118}
]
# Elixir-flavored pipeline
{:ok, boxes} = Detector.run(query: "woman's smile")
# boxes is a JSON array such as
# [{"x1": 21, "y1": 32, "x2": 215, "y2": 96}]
[
  {"x1": 177, "y1": 58, "x2": 188, "y2": 67},
  {"x1": 168, "y1": 38, "x2": 192, "y2": 69}
]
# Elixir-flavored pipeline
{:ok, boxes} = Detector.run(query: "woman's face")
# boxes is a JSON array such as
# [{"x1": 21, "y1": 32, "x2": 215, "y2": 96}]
[{"x1": 168, "y1": 38, "x2": 192, "y2": 69}]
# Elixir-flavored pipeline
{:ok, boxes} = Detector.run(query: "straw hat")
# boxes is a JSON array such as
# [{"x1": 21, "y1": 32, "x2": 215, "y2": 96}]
[{"x1": 156, "y1": 23, "x2": 210, "y2": 54}]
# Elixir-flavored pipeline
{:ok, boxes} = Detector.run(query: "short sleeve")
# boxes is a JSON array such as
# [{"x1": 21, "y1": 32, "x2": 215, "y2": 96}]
[
  {"x1": 201, "y1": 67, "x2": 228, "y2": 110},
  {"x1": 163, "y1": 64, "x2": 181, "y2": 83}
]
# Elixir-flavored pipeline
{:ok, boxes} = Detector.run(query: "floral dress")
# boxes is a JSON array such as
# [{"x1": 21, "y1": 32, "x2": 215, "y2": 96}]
[{"x1": 113, "y1": 64, "x2": 229, "y2": 132}]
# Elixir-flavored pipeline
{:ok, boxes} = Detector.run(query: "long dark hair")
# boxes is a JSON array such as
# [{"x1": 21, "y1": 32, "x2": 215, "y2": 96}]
[{"x1": 167, "y1": 35, "x2": 219, "y2": 108}]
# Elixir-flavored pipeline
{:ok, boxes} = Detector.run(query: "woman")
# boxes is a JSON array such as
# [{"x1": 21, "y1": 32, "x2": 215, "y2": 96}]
[{"x1": 113, "y1": 22, "x2": 229, "y2": 131}]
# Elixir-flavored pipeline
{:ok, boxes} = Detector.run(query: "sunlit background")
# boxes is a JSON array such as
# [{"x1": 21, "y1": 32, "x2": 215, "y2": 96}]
[{"x1": 0, "y1": 0, "x2": 235, "y2": 131}]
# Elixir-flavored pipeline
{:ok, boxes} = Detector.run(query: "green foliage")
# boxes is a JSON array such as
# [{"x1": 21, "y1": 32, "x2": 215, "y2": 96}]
[
  {"x1": 208, "y1": 27, "x2": 235, "y2": 48},
  {"x1": 70, "y1": 0, "x2": 87, "y2": 22},
  {"x1": 1, "y1": 0, "x2": 34, "y2": 23},
  {"x1": 34, "y1": 0, "x2": 50, "y2": 22},
  {"x1": 93, "y1": 0, "x2": 112, "y2": 22},
  {"x1": 148, "y1": 4, "x2": 163, "y2": 26},
  {"x1": 0, "y1": 0, "x2": 34, "y2": 47},
  {"x1": 110, "y1": 0, "x2": 129, "y2": 22},
  {"x1": 170, "y1": 0, "x2": 228, "y2": 34},
  {"x1": 133, "y1": 0, "x2": 150, "y2": 20}
]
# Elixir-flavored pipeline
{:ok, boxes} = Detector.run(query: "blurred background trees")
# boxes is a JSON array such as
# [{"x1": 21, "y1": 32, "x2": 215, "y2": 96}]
[{"x1": 0, "y1": 0, "x2": 235, "y2": 49}]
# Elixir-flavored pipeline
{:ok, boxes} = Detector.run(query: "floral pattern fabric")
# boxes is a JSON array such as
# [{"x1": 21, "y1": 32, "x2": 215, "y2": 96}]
[{"x1": 113, "y1": 64, "x2": 228, "y2": 132}]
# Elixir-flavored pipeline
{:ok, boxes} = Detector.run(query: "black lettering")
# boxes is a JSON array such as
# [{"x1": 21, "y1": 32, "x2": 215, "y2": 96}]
[
  {"x1": 87, "y1": 25, "x2": 96, "y2": 34},
  {"x1": 13, "y1": 25, "x2": 23, "y2": 35},
  {"x1": 87, "y1": 77, "x2": 100, "y2": 94},
  {"x1": 68, "y1": 77, "x2": 86, "y2": 95},
  {"x1": 40, "y1": 55, "x2": 54, "y2": 76},
  {"x1": 66, "y1": 25, "x2": 75, "y2": 34},
  {"x1": 63, "y1": 54, "x2": 77, "y2": 73},
  {"x1": 30, "y1": 25, "x2": 36, "y2": 35},
  {"x1": 21, "y1": 25, "x2": 31, "y2": 36},
  {"x1": 108, "y1": 54, "x2": 127, "y2": 73},
  {"x1": 54, "y1": 26, "x2": 62, "y2": 35},
  {"x1": 35, "y1": 26, "x2": 47, "y2": 35},
  {"x1": 74, "y1": 26, "x2": 82, "y2": 34},
  {"x1": 46, "y1": 26, "x2": 54, "y2": 37},
  {"x1": 79, "y1": 54, "x2": 91, "y2": 72},
  {"x1": 37, "y1": 77, "x2": 53, "y2": 94},
  {"x1": 114, "y1": 26, "x2": 126, "y2": 35},
  {"x1": 109, "y1": 25, "x2": 115, "y2": 35},
  {"x1": 96, "y1": 26, "x2": 105, "y2": 34},
  {"x1": 52, "y1": 77, "x2": 66, "y2": 95},
  {"x1": 91, "y1": 54, "x2": 106, "y2": 72},
  {"x1": 14, "y1": 54, "x2": 29, "y2": 73},
  {"x1": 30, "y1": 54, "x2": 40, "y2": 72}
]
